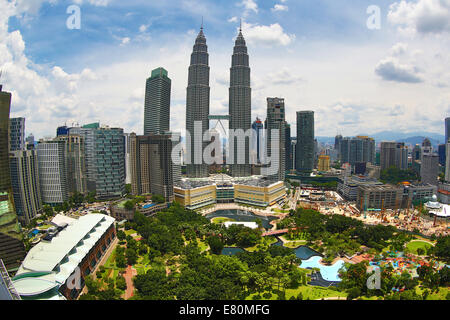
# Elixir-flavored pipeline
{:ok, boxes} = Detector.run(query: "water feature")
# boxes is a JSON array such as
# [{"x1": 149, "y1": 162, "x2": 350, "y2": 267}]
[
  {"x1": 294, "y1": 246, "x2": 321, "y2": 260},
  {"x1": 221, "y1": 247, "x2": 244, "y2": 256},
  {"x1": 300, "y1": 256, "x2": 346, "y2": 282},
  {"x1": 206, "y1": 209, "x2": 277, "y2": 230}
]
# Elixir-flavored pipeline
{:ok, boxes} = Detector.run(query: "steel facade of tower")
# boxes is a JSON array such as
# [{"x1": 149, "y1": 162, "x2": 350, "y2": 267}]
[
  {"x1": 186, "y1": 27, "x2": 210, "y2": 178},
  {"x1": 296, "y1": 111, "x2": 315, "y2": 173},
  {"x1": 144, "y1": 68, "x2": 171, "y2": 135},
  {"x1": 229, "y1": 28, "x2": 251, "y2": 177},
  {"x1": 266, "y1": 98, "x2": 286, "y2": 181}
]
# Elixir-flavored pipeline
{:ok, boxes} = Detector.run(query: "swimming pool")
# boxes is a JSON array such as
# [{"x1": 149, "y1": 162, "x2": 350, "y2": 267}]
[{"x1": 300, "y1": 256, "x2": 346, "y2": 282}]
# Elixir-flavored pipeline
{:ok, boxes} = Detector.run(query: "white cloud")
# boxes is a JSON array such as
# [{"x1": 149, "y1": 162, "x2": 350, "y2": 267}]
[
  {"x1": 238, "y1": 0, "x2": 258, "y2": 17},
  {"x1": 72, "y1": 0, "x2": 110, "y2": 7},
  {"x1": 388, "y1": 0, "x2": 450, "y2": 36},
  {"x1": 241, "y1": 22, "x2": 295, "y2": 46},
  {"x1": 375, "y1": 57, "x2": 423, "y2": 83},
  {"x1": 228, "y1": 16, "x2": 238, "y2": 23},
  {"x1": 271, "y1": 4, "x2": 288, "y2": 12}
]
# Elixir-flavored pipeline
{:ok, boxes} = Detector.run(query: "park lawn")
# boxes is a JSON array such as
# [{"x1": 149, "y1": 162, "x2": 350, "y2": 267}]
[
  {"x1": 273, "y1": 209, "x2": 290, "y2": 214},
  {"x1": 406, "y1": 241, "x2": 433, "y2": 255},
  {"x1": 245, "y1": 237, "x2": 279, "y2": 252},
  {"x1": 246, "y1": 286, "x2": 347, "y2": 300},
  {"x1": 211, "y1": 217, "x2": 235, "y2": 224},
  {"x1": 284, "y1": 241, "x2": 307, "y2": 248},
  {"x1": 124, "y1": 229, "x2": 138, "y2": 236},
  {"x1": 416, "y1": 286, "x2": 450, "y2": 300}
]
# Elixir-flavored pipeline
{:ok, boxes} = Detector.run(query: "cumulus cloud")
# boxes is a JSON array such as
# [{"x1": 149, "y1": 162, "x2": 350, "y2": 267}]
[
  {"x1": 375, "y1": 57, "x2": 423, "y2": 83},
  {"x1": 241, "y1": 22, "x2": 295, "y2": 46},
  {"x1": 72, "y1": 0, "x2": 111, "y2": 6},
  {"x1": 271, "y1": 4, "x2": 288, "y2": 12},
  {"x1": 388, "y1": 0, "x2": 450, "y2": 35},
  {"x1": 375, "y1": 43, "x2": 424, "y2": 83},
  {"x1": 238, "y1": 0, "x2": 258, "y2": 17}
]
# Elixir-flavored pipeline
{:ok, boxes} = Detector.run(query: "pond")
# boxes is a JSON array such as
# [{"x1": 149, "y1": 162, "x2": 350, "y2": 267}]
[
  {"x1": 206, "y1": 209, "x2": 277, "y2": 230},
  {"x1": 294, "y1": 246, "x2": 322, "y2": 260},
  {"x1": 221, "y1": 247, "x2": 245, "y2": 256}
]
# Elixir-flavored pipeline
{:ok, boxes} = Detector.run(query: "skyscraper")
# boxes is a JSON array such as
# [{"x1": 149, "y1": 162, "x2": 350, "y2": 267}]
[
  {"x1": 186, "y1": 26, "x2": 210, "y2": 178},
  {"x1": 252, "y1": 118, "x2": 264, "y2": 164},
  {"x1": 446, "y1": 140, "x2": 450, "y2": 182},
  {"x1": 339, "y1": 136, "x2": 375, "y2": 167},
  {"x1": 9, "y1": 117, "x2": 25, "y2": 152},
  {"x1": 130, "y1": 133, "x2": 180, "y2": 201},
  {"x1": 445, "y1": 117, "x2": 450, "y2": 144},
  {"x1": 9, "y1": 150, "x2": 42, "y2": 225},
  {"x1": 266, "y1": 98, "x2": 286, "y2": 181},
  {"x1": 229, "y1": 27, "x2": 251, "y2": 177},
  {"x1": 37, "y1": 140, "x2": 69, "y2": 205},
  {"x1": 438, "y1": 144, "x2": 446, "y2": 167},
  {"x1": 144, "y1": 67, "x2": 171, "y2": 135},
  {"x1": 421, "y1": 154, "x2": 439, "y2": 186},
  {"x1": 296, "y1": 111, "x2": 315, "y2": 173},
  {"x1": 54, "y1": 133, "x2": 87, "y2": 195},
  {"x1": 285, "y1": 123, "x2": 292, "y2": 172},
  {"x1": 70, "y1": 123, "x2": 125, "y2": 199},
  {"x1": 0, "y1": 85, "x2": 26, "y2": 273},
  {"x1": 380, "y1": 142, "x2": 408, "y2": 171}
]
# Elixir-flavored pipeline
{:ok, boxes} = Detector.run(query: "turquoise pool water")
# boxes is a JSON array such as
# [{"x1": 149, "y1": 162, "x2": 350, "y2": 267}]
[{"x1": 300, "y1": 256, "x2": 345, "y2": 282}]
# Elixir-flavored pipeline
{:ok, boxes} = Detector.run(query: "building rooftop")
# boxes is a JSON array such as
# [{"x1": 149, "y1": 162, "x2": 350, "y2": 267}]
[
  {"x1": 16, "y1": 214, "x2": 114, "y2": 280},
  {"x1": 174, "y1": 175, "x2": 282, "y2": 190}
]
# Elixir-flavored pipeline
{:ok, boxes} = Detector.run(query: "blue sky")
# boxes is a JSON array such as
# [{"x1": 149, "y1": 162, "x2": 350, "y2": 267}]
[{"x1": 1, "y1": 0, "x2": 450, "y2": 140}]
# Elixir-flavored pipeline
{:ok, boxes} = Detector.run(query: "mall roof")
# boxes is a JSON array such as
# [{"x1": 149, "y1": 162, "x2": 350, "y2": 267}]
[
  {"x1": 175, "y1": 175, "x2": 282, "y2": 190},
  {"x1": 17, "y1": 214, "x2": 115, "y2": 274}
]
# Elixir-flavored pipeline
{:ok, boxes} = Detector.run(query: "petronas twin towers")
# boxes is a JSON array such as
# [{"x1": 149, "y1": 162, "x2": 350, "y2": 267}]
[{"x1": 186, "y1": 25, "x2": 252, "y2": 178}]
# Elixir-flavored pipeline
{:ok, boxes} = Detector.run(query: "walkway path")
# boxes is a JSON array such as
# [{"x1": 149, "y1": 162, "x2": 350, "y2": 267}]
[{"x1": 123, "y1": 265, "x2": 137, "y2": 300}]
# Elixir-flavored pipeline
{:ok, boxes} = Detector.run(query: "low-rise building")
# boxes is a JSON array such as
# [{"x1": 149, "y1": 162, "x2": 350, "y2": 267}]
[
  {"x1": 357, "y1": 185, "x2": 403, "y2": 210},
  {"x1": 11, "y1": 214, "x2": 116, "y2": 300},
  {"x1": 338, "y1": 176, "x2": 383, "y2": 201},
  {"x1": 174, "y1": 174, "x2": 286, "y2": 210}
]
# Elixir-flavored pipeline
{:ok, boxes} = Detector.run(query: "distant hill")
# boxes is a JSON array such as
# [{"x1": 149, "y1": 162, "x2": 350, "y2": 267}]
[{"x1": 316, "y1": 131, "x2": 445, "y2": 147}]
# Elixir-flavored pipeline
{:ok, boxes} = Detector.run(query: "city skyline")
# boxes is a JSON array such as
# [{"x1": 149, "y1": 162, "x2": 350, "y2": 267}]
[{"x1": 1, "y1": 0, "x2": 449, "y2": 141}]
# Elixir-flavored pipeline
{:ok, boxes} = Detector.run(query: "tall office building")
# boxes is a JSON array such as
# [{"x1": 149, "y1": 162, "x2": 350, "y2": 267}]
[
  {"x1": 296, "y1": 111, "x2": 315, "y2": 173},
  {"x1": 37, "y1": 140, "x2": 69, "y2": 205},
  {"x1": 186, "y1": 26, "x2": 210, "y2": 178},
  {"x1": 339, "y1": 136, "x2": 375, "y2": 167},
  {"x1": 335, "y1": 135, "x2": 343, "y2": 151},
  {"x1": 421, "y1": 138, "x2": 433, "y2": 161},
  {"x1": 380, "y1": 142, "x2": 408, "y2": 171},
  {"x1": 9, "y1": 118, "x2": 25, "y2": 152},
  {"x1": 412, "y1": 144, "x2": 422, "y2": 161},
  {"x1": 54, "y1": 134, "x2": 87, "y2": 195},
  {"x1": 266, "y1": 98, "x2": 286, "y2": 181},
  {"x1": 252, "y1": 118, "x2": 264, "y2": 164},
  {"x1": 144, "y1": 67, "x2": 171, "y2": 135},
  {"x1": 421, "y1": 154, "x2": 439, "y2": 186},
  {"x1": 9, "y1": 150, "x2": 42, "y2": 225},
  {"x1": 0, "y1": 85, "x2": 25, "y2": 273},
  {"x1": 124, "y1": 133, "x2": 132, "y2": 184},
  {"x1": 438, "y1": 144, "x2": 446, "y2": 167},
  {"x1": 285, "y1": 123, "x2": 292, "y2": 172},
  {"x1": 129, "y1": 133, "x2": 180, "y2": 201},
  {"x1": 229, "y1": 27, "x2": 252, "y2": 177},
  {"x1": 25, "y1": 133, "x2": 35, "y2": 150},
  {"x1": 446, "y1": 140, "x2": 450, "y2": 182},
  {"x1": 70, "y1": 123, "x2": 125, "y2": 199},
  {"x1": 446, "y1": 117, "x2": 450, "y2": 144}
]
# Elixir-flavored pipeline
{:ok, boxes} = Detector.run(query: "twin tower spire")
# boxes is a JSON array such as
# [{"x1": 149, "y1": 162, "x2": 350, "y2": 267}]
[{"x1": 186, "y1": 24, "x2": 252, "y2": 178}]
